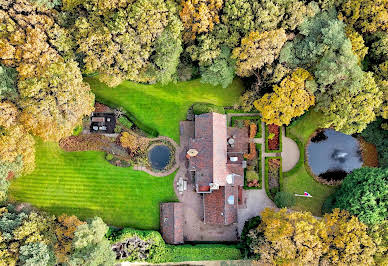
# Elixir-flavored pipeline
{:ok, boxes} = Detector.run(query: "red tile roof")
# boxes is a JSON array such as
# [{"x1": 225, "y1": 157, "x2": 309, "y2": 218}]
[{"x1": 160, "y1": 203, "x2": 184, "y2": 244}]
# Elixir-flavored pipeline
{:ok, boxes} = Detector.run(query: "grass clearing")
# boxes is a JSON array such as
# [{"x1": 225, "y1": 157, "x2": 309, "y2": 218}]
[
  {"x1": 282, "y1": 111, "x2": 336, "y2": 216},
  {"x1": 9, "y1": 139, "x2": 177, "y2": 229},
  {"x1": 86, "y1": 77, "x2": 244, "y2": 143}
]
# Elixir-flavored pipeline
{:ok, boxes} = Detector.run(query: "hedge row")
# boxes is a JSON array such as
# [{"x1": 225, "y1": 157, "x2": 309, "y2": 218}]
[
  {"x1": 118, "y1": 116, "x2": 133, "y2": 129},
  {"x1": 109, "y1": 228, "x2": 243, "y2": 263},
  {"x1": 264, "y1": 156, "x2": 283, "y2": 200},
  {"x1": 244, "y1": 143, "x2": 262, "y2": 190},
  {"x1": 94, "y1": 96, "x2": 159, "y2": 137},
  {"x1": 265, "y1": 124, "x2": 282, "y2": 153},
  {"x1": 192, "y1": 103, "x2": 225, "y2": 115}
]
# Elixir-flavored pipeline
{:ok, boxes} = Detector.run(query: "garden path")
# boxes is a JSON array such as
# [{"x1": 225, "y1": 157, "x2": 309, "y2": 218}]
[{"x1": 281, "y1": 127, "x2": 300, "y2": 172}]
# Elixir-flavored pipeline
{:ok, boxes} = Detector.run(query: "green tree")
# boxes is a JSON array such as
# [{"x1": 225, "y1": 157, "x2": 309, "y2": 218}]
[
  {"x1": 68, "y1": 217, "x2": 116, "y2": 266},
  {"x1": 330, "y1": 167, "x2": 388, "y2": 225},
  {"x1": 19, "y1": 242, "x2": 56, "y2": 266},
  {"x1": 316, "y1": 72, "x2": 383, "y2": 134},
  {"x1": 200, "y1": 46, "x2": 235, "y2": 88}
]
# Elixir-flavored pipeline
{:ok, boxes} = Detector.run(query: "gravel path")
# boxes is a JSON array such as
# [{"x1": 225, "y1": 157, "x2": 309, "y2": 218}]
[{"x1": 281, "y1": 127, "x2": 300, "y2": 172}]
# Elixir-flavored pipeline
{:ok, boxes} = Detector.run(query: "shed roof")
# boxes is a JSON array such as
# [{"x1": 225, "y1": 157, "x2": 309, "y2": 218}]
[{"x1": 160, "y1": 203, "x2": 184, "y2": 244}]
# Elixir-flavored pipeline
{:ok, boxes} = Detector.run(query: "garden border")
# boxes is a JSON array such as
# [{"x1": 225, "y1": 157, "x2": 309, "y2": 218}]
[
  {"x1": 265, "y1": 124, "x2": 282, "y2": 153},
  {"x1": 264, "y1": 156, "x2": 283, "y2": 200},
  {"x1": 230, "y1": 115, "x2": 262, "y2": 138},
  {"x1": 244, "y1": 143, "x2": 262, "y2": 190}
]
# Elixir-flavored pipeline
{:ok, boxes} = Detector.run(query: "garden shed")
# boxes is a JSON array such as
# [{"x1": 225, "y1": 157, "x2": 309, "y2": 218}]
[{"x1": 160, "y1": 202, "x2": 184, "y2": 244}]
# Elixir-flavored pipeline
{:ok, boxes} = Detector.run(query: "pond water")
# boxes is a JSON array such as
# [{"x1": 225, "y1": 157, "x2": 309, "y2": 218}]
[
  {"x1": 148, "y1": 145, "x2": 171, "y2": 171},
  {"x1": 307, "y1": 129, "x2": 363, "y2": 177}
]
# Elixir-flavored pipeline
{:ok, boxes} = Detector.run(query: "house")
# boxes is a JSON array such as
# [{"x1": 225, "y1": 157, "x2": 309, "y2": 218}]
[
  {"x1": 90, "y1": 112, "x2": 116, "y2": 134},
  {"x1": 187, "y1": 112, "x2": 248, "y2": 225}
]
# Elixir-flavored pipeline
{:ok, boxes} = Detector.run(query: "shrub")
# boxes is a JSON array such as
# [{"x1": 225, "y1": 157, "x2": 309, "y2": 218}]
[
  {"x1": 118, "y1": 116, "x2": 133, "y2": 129},
  {"x1": 268, "y1": 133, "x2": 275, "y2": 140},
  {"x1": 240, "y1": 216, "x2": 262, "y2": 259},
  {"x1": 105, "y1": 153, "x2": 114, "y2": 161},
  {"x1": 274, "y1": 191, "x2": 295, "y2": 208},
  {"x1": 114, "y1": 125, "x2": 123, "y2": 133},
  {"x1": 72, "y1": 125, "x2": 82, "y2": 136},
  {"x1": 192, "y1": 103, "x2": 225, "y2": 115}
]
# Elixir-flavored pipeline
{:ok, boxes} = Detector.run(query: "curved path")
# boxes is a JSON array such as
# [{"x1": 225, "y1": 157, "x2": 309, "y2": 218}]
[
  {"x1": 133, "y1": 136, "x2": 180, "y2": 177},
  {"x1": 281, "y1": 127, "x2": 300, "y2": 172}
]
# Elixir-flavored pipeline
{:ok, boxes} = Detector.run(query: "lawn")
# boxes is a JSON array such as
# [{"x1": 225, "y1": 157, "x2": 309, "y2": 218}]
[
  {"x1": 282, "y1": 111, "x2": 336, "y2": 216},
  {"x1": 9, "y1": 139, "x2": 177, "y2": 229},
  {"x1": 9, "y1": 78, "x2": 243, "y2": 229},
  {"x1": 86, "y1": 77, "x2": 244, "y2": 142}
]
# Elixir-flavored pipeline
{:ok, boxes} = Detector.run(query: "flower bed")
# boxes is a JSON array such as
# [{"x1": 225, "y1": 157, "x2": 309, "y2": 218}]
[
  {"x1": 244, "y1": 143, "x2": 262, "y2": 189},
  {"x1": 265, "y1": 157, "x2": 282, "y2": 199},
  {"x1": 265, "y1": 124, "x2": 282, "y2": 152},
  {"x1": 230, "y1": 115, "x2": 262, "y2": 138}
]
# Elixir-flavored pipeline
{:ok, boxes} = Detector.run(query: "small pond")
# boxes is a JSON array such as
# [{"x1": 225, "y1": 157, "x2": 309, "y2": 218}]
[
  {"x1": 307, "y1": 129, "x2": 363, "y2": 179},
  {"x1": 148, "y1": 145, "x2": 171, "y2": 171}
]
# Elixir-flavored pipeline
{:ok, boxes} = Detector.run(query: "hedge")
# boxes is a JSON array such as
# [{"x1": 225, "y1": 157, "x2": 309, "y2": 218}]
[
  {"x1": 94, "y1": 96, "x2": 159, "y2": 137},
  {"x1": 109, "y1": 228, "x2": 243, "y2": 263},
  {"x1": 244, "y1": 143, "x2": 262, "y2": 190},
  {"x1": 264, "y1": 156, "x2": 283, "y2": 200},
  {"x1": 265, "y1": 124, "x2": 282, "y2": 153},
  {"x1": 118, "y1": 116, "x2": 133, "y2": 129},
  {"x1": 192, "y1": 103, "x2": 225, "y2": 115},
  {"x1": 166, "y1": 244, "x2": 243, "y2": 262}
]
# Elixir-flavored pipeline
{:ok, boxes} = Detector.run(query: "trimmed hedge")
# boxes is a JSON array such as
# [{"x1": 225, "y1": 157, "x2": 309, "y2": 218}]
[
  {"x1": 109, "y1": 228, "x2": 243, "y2": 263},
  {"x1": 94, "y1": 95, "x2": 159, "y2": 137},
  {"x1": 192, "y1": 103, "x2": 225, "y2": 115},
  {"x1": 167, "y1": 244, "x2": 242, "y2": 262},
  {"x1": 118, "y1": 116, "x2": 133, "y2": 129},
  {"x1": 264, "y1": 156, "x2": 283, "y2": 200},
  {"x1": 265, "y1": 124, "x2": 282, "y2": 153},
  {"x1": 244, "y1": 143, "x2": 262, "y2": 190}
]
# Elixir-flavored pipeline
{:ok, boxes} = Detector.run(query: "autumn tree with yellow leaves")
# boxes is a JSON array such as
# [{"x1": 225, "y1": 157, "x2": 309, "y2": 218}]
[
  {"x1": 247, "y1": 208, "x2": 378, "y2": 265},
  {"x1": 232, "y1": 29, "x2": 287, "y2": 77},
  {"x1": 254, "y1": 68, "x2": 315, "y2": 126},
  {"x1": 180, "y1": 0, "x2": 223, "y2": 41}
]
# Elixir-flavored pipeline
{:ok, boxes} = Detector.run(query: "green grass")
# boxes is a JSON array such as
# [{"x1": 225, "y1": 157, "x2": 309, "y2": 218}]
[
  {"x1": 86, "y1": 77, "x2": 244, "y2": 143},
  {"x1": 9, "y1": 139, "x2": 177, "y2": 229},
  {"x1": 282, "y1": 111, "x2": 335, "y2": 216}
]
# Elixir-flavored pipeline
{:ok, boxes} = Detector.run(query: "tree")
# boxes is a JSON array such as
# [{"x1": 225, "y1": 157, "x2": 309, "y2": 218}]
[
  {"x1": 345, "y1": 26, "x2": 368, "y2": 63},
  {"x1": 329, "y1": 167, "x2": 388, "y2": 225},
  {"x1": 17, "y1": 60, "x2": 94, "y2": 142},
  {"x1": 254, "y1": 68, "x2": 315, "y2": 125},
  {"x1": 248, "y1": 208, "x2": 325, "y2": 265},
  {"x1": 316, "y1": 72, "x2": 383, "y2": 134},
  {"x1": 369, "y1": 220, "x2": 388, "y2": 265},
  {"x1": 19, "y1": 242, "x2": 56, "y2": 266},
  {"x1": 233, "y1": 29, "x2": 287, "y2": 77},
  {"x1": 73, "y1": 0, "x2": 181, "y2": 86},
  {"x1": 68, "y1": 217, "x2": 116, "y2": 266},
  {"x1": 0, "y1": 0, "x2": 73, "y2": 79},
  {"x1": 0, "y1": 206, "x2": 56, "y2": 266},
  {"x1": 200, "y1": 46, "x2": 236, "y2": 88},
  {"x1": 0, "y1": 65, "x2": 18, "y2": 100},
  {"x1": 120, "y1": 132, "x2": 148, "y2": 155},
  {"x1": 180, "y1": 0, "x2": 223, "y2": 41},
  {"x1": 0, "y1": 158, "x2": 22, "y2": 203},
  {"x1": 246, "y1": 208, "x2": 377, "y2": 265},
  {"x1": 339, "y1": 0, "x2": 388, "y2": 34},
  {"x1": 361, "y1": 117, "x2": 388, "y2": 167},
  {"x1": 54, "y1": 215, "x2": 86, "y2": 264},
  {"x1": 322, "y1": 209, "x2": 376, "y2": 265}
]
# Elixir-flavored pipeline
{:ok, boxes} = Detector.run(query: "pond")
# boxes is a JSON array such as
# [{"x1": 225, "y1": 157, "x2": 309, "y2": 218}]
[
  {"x1": 148, "y1": 145, "x2": 171, "y2": 171},
  {"x1": 307, "y1": 129, "x2": 363, "y2": 180}
]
